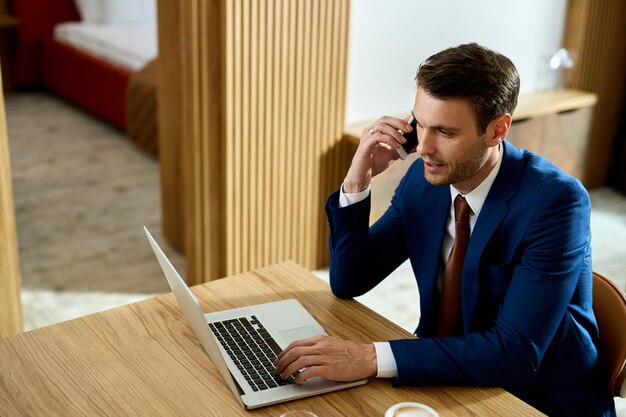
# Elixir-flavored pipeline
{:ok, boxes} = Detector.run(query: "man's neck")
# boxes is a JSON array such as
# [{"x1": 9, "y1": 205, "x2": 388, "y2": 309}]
[{"x1": 453, "y1": 144, "x2": 501, "y2": 195}]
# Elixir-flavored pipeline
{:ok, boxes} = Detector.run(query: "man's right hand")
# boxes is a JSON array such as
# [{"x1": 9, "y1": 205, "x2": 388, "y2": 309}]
[{"x1": 343, "y1": 116, "x2": 413, "y2": 193}]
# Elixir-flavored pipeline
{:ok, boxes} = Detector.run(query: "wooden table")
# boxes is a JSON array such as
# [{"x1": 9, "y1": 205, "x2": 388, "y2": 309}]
[{"x1": 0, "y1": 262, "x2": 544, "y2": 416}]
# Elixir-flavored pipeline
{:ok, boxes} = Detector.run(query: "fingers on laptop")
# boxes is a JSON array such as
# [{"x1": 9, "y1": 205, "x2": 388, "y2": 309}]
[{"x1": 275, "y1": 335, "x2": 376, "y2": 383}]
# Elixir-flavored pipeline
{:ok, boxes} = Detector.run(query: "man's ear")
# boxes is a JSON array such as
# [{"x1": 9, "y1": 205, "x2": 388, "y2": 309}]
[{"x1": 488, "y1": 113, "x2": 512, "y2": 147}]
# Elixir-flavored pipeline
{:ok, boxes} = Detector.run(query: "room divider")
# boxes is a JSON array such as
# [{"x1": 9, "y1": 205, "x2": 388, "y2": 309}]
[
  {"x1": 0, "y1": 65, "x2": 23, "y2": 338},
  {"x1": 158, "y1": 0, "x2": 352, "y2": 284}
]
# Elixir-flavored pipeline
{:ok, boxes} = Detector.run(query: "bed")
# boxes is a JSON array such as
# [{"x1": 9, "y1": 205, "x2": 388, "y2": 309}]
[{"x1": 13, "y1": 0, "x2": 159, "y2": 154}]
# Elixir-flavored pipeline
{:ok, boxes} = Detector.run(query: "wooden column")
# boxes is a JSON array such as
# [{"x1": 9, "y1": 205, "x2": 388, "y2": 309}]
[
  {"x1": 562, "y1": 0, "x2": 626, "y2": 188},
  {"x1": 0, "y1": 66, "x2": 23, "y2": 337},
  {"x1": 156, "y1": 0, "x2": 186, "y2": 253},
  {"x1": 158, "y1": 0, "x2": 351, "y2": 284}
]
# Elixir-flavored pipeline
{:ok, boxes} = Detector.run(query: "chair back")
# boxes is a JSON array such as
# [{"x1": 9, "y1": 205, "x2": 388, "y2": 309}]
[{"x1": 592, "y1": 271, "x2": 626, "y2": 397}]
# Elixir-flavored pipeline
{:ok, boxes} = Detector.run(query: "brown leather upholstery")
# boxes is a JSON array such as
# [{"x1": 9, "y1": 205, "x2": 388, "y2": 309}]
[{"x1": 592, "y1": 271, "x2": 626, "y2": 397}]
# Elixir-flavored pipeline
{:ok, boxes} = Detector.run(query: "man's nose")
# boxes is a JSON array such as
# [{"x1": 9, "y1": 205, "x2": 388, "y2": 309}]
[{"x1": 416, "y1": 130, "x2": 435, "y2": 156}]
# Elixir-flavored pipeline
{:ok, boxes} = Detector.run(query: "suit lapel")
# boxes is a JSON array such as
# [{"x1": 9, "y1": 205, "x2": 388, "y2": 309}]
[
  {"x1": 461, "y1": 141, "x2": 523, "y2": 332},
  {"x1": 462, "y1": 194, "x2": 508, "y2": 331},
  {"x1": 413, "y1": 183, "x2": 450, "y2": 333}
]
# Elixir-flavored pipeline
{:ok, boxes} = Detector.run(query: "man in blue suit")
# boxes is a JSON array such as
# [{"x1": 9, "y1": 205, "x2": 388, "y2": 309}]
[{"x1": 276, "y1": 43, "x2": 616, "y2": 416}]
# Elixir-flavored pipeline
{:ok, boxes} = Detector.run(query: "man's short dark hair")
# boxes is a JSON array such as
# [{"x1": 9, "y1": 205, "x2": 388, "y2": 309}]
[{"x1": 416, "y1": 43, "x2": 520, "y2": 135}]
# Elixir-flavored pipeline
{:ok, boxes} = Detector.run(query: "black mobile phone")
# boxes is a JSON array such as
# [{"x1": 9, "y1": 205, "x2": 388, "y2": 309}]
[{"x1": 396, "y1": 116, "x2": 418, "y2": 160}]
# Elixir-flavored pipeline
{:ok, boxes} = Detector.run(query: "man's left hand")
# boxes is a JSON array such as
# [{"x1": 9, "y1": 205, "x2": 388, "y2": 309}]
[{"x1": 274, "y1": 335, "x2": 377, "y2": 383}]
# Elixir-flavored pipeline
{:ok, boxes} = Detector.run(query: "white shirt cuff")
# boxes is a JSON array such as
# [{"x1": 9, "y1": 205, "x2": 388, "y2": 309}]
[
  {"x1": 339, "y1": 184, "x2": 371, "y2": 208},
  {"x1": 373, "y1": 342, "x2": 398, "y2": 378}
]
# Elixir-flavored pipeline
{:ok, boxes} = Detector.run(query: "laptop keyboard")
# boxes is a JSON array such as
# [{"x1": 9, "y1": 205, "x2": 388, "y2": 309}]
[{"x1": 208, "y1": 315, "x2": 293, "y2": 392}]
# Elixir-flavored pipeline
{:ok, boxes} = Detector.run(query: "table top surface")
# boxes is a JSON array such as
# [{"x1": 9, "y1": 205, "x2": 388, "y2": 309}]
[{"x1": 0, "y1": 262, "x2": 544, "y2": 416}]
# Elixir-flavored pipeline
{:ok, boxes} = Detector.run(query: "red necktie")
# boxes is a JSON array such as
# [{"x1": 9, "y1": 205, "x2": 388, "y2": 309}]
[{"x1": 437, "y1": 195, "x2": 471, "y2": 337}]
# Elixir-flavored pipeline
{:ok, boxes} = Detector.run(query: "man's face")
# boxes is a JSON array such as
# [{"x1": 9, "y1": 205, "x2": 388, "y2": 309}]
[{"x1": 412, "y1": 87, "x2": 492, "y2": 192}]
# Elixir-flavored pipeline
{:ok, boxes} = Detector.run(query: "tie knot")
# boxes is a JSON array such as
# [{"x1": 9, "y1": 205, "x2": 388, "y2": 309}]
[{"x1": 454, "y1": 195, "x2": 471, "y2": 223}]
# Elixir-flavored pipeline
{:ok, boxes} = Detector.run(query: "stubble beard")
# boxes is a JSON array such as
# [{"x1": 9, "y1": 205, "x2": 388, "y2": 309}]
[{"x1": 423, "y1": 137, "x2": 490, "y2": 187}]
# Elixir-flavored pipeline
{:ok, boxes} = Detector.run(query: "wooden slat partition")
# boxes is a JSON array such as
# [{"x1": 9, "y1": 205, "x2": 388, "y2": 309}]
[
  {"x1": 159, "y1": 0, "x2": 351, "y2": 284},
  {"x1": 562, "y1": 0, "x2": 626, "y2": 188},
  {"x1": 156, "y1": 0, "x2": 185, "y2": 252},
  {"x1": 0, "y1": 67, "x2": 23, "y2": 337},
  {"x1": 225, "y1": 0, "x2": 351, "y2": 277}
]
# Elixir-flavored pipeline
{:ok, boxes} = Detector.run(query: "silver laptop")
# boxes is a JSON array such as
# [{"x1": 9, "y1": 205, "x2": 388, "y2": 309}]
[{"x1": 144, "y1": 227, "x2": 367, "y2": 409}]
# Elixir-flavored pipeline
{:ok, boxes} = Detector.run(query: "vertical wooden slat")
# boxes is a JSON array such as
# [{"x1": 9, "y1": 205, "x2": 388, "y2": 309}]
[
  {"x1": 292, "y1": 0, "x2": 304, "y2": 263},
  {"x1": 270, "y1": 0, "x2": 281, "y2": 272},
  {"x1": 299, "y1": 0, "x2": 313, "y2": 267},
  {"x1": 232, "y1": 0, "x2": 245, "y2": 275},
  {"x1": 186, "y1": 0, "x2": 228, "y2": 284},
  {"x1": 328, "y1": 0, "x2": 342, "y2": 264},
  {"x1": 284, "y1": 0, "x2": 296, "y2": 262},
  {"x1": 335, "y1": 0, "x2": 350, "y2": 178},
  {"x1": 563, "y1": 0, "x2": 626, "y2": 188},
  {"x1": 187, "y1": 0, "x2": 202, "y2": 283},
  {"x1": 200, "y1": 0, "x2": 211, "y2": 279},
  {"x1": 0, "y1": 65, "x2": 23, "y2": 337},
  {"x1": 186, "y1": 0, "x2": 201, "y2": 282},
  {"x1": 307, "y1": 0, "x2": 321, "y2": 267},
  {"x1": 310, "y1": 0, "x2": 323, "y2": 266},
  {"x1": 240, "y1": 1, "x2": 250, "y2": 272},
  {"x1": 316, "y1": 0, "x2": 331, "y2": 265},
  {"x1": 226, "y1": 0, "x2": 235, "y2": 275},
  {"x1": 327, "y1": 0, "x2": 337, "y2": 192},
  {"x1": 249, "y1": 0, "x2": 259, "y2": 269},
  {"x1": 262, "y1": 0, "x2": 273, "y2": 268},
  {"x1": 157, "y1": 0, "x2": 185, "y2": 252},
  {"x1": 256, "y1": 0, "x2": 266, "y2": 268},
  {"x1": 277, "y1": 0, "x2": 287, "y2": 265},
  {"x1": 277, "y1": 0, "x2": 288, "y2": 263}
]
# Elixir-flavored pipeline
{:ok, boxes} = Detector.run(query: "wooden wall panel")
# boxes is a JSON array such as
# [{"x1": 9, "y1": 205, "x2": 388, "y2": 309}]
[
  {"x1": 189, "y1": 0, "x2": 228, "y2": 284},
  {"x1": 224, "y1": 0, "x2": 351, "y2": 277},
  {"x1": 159, "y1": 0, "x2": 351, "y2": 283},
  {"x1": 157, "y1": 0, "x2": 186, "y2": 252},
  {"x1": 563, "y1": 0, "x2": 626, "y2": 188},
  {"x1": 0, "y1": 67, "x2": 23, "y2": 337}
]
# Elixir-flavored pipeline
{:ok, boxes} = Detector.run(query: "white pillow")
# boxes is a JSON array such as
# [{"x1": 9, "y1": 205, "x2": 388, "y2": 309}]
[
  {"x1": 101, "y1": 0, "x2": 156, "y2": 26},
  {"x1": 73, "y1": 0, "x2": 103, "y2": 23}
]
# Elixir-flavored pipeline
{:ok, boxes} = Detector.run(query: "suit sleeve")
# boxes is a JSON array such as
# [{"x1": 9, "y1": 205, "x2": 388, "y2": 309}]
[
  {"x1": 325, "y1": 164, "x2": 418, "y2": 299},
  {"x1": 389, "y1": 179, "x2": 592, "y2": 387}
]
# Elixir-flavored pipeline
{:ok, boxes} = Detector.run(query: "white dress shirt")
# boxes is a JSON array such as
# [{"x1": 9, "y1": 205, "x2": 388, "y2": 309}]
[{"x1": 338, "y1": 145, "x2": 504, "y2": 378}]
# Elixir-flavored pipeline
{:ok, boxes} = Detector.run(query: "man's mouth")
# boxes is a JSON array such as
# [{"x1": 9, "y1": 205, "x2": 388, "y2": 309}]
[{"x1": 423, "y1": 160, "x2": 445, "y2": 173}]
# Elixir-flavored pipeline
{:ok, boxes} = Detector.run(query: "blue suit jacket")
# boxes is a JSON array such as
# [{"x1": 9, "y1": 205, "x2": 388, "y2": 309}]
[{"x1": 325, "y1": 142, "x2": 616, "y2": 416}]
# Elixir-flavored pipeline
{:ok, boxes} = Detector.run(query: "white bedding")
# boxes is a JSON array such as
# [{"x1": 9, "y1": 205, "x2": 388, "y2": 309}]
[{"x1": 54, "y1": 22, "x2": 157, "y2": 71}]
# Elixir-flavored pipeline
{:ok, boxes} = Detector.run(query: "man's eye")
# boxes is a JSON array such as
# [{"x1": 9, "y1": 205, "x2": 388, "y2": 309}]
[{"x1": 439, "y1": 130, "x2": 453, "y2": 137}]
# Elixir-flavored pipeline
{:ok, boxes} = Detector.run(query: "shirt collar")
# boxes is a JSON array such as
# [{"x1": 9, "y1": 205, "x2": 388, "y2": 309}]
[{"x1": 449, "y1": 143, "x2": 503, "y2": 217}]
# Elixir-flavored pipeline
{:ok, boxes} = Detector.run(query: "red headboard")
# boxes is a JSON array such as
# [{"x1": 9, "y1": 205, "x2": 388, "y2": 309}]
[{"x1": 13, "y1": 0, "x2": 80, "y2": 87}]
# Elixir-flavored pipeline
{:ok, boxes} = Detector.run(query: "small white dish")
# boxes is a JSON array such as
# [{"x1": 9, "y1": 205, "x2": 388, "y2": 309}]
[{"x1": 384, "y1": 402, "x2": 440, "y2": 417}]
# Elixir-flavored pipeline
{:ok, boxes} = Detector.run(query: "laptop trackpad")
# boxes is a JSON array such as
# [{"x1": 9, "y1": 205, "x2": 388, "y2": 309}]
[{"x1": 279, "y1": 326, "x2": 320, "y2": 344}]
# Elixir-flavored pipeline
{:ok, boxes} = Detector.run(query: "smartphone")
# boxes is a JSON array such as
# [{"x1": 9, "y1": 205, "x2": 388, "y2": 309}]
[{"x1": 396, "y1": 116, "x2": 418, "y2": 160}]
